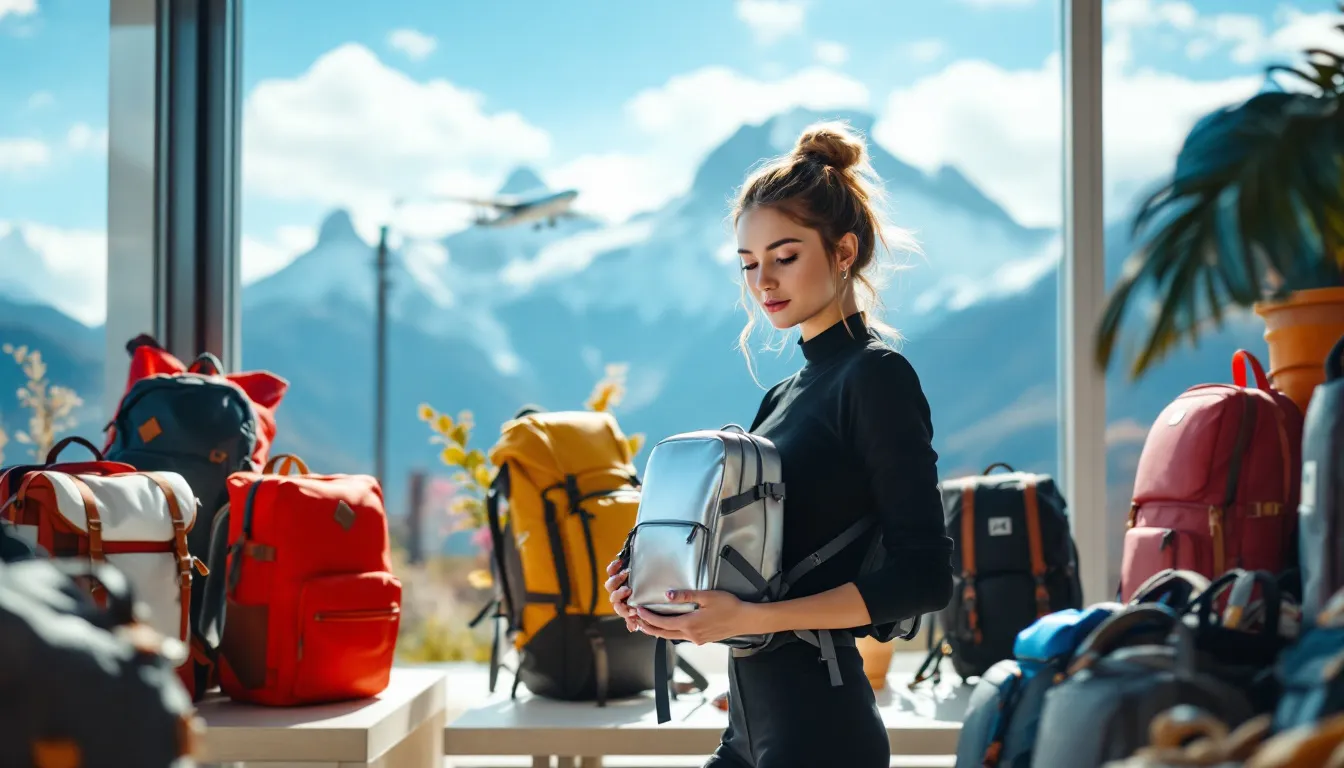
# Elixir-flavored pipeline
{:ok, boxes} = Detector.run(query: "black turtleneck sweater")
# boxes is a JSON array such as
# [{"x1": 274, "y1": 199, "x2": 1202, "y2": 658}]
[{"x1": 748, "y1": 313, "x2": 954, "y2": 632}]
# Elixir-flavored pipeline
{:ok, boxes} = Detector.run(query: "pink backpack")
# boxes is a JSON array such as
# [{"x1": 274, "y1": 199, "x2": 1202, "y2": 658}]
[{"x1": 1118, "y1": 350, "x2": 1303, "y2": 602}]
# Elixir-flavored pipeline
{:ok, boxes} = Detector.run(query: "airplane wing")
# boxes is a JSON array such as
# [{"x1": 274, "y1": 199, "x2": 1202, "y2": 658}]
[{"x1": 441, "y1": 195, "x2": 527, "y2": 211}]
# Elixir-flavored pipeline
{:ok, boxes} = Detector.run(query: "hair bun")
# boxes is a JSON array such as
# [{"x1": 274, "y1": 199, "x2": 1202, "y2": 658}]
[{"x1": 794, "y1": 122, "x2": 865, "y2": 171}]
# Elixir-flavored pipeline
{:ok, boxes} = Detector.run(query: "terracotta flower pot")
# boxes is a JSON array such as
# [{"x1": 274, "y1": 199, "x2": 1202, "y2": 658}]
[
  {"x1": 856, "y1": 635, "x2": 894, "y2": 690},
  {"x1": 1254, "y1": 287, "x2": 1344, "y2": 413}
]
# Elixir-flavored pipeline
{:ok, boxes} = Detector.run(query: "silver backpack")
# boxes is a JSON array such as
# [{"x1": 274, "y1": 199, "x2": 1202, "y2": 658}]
[
  {"x1": 622, "y1": 424, "x2": 904, "y2": 723},
  {"x1": 625, "y1": 424, "x2": 785, "y2": 645}
]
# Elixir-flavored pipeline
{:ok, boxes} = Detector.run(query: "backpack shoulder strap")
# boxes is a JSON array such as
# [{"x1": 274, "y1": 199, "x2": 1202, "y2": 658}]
[
  {"x1": 960, "y1": 485, "x2": 983, "y2": 644},
  {"x1": 1021, "y1": 478, "x2": 1050, "y2": 618}
]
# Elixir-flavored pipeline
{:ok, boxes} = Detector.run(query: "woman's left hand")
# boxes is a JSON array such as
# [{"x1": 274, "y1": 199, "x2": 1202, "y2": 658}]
[{"x1": 634, "y1": 589, "x2": 758, "y2": 645}]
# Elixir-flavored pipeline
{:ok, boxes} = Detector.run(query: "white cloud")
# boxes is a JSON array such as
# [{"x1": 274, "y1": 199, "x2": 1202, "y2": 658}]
[
  {"x1": 813, "y1": 41, "x2": 848, "y2": 66},
  {"x1": 241, "y1": 225, "x2": 316, "y2": 284},
  {"x1": 1110, "y1": 0, "x2": 1342, "y2": 65},
  {"x1": 11, "y1": 222, "x2": 107, "y2": 326},
  {"x1": 26, "y1": 91, "x2": 53, "y2": 110},
  {"x1": 242, "y1": 43, "x2": 551, "y2": 240},
  {"x1": 550, "y1": 65, "x2": 869, "y2": 223},
  {"x1": 0, "y1": 137, "x2": 49, "y2": 173},
  {"x1": 1109, "y1": 0, "x2": 1198, "y2": 30},
  {"x1": 955, "y1": 0, "x2": 1036, "y2": 7},
  {"x1": 501, "y1": 219, "x2": 656, "y2": 289},
  {"x1": 905, "y1": 39, "x2": 947, "y2": 63},
  {"x1": 735, "y1": 0, "x2": 805, "y2": 45},
  {"x1": 387, "y1": 28, "x2": 436, "y2": 61},
  {"x1": 0, "y1": 0, "x2": 36, "y2": 22},
  {"x1": 66, "y1": 123, "x2": 108, "y2": 154},
  {"x1": 871, "y1": 2, "x2": 1336, "y2": 228}
]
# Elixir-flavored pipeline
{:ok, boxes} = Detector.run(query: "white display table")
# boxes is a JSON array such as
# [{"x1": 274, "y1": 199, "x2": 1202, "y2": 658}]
[
  {"x1": 444, "y1": 656, "x2": 969, "y2": 768},
  {"x1": 195, "y1": 667, "x2": 448, "y2": 767}
]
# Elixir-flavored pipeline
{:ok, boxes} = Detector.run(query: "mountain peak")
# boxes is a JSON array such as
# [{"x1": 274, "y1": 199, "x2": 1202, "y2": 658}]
[
  {"x1": 318, "y1": 209, "x2": 362, "y2": 245},
  {"x1": 766, "y1": 107, "x2": 877, "y2": 153},
  {"x1": 498, "y1": 167, "x2": 549, "y2": 197}
]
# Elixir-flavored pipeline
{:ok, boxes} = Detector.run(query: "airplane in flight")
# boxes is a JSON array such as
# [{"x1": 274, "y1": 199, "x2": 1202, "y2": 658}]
[{"x1": 454, "y1": 189, "x2": 581, "y2": 230}]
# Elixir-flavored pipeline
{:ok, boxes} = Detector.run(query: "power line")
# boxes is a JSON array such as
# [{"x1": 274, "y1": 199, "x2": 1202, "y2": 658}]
[{"x1": 374, "y1": 224, "x2": 390, "y2": 490}]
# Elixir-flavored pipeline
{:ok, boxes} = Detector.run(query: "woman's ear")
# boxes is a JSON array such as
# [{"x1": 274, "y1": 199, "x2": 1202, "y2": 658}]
[{"x1": 836, "y1": 233, "x2": 859, "y2": 274}]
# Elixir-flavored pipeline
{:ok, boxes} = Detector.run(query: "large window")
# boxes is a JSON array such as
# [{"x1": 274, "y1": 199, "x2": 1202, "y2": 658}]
[
  {"x1": 1099, "y1": 0, "x2": 1342, "y2": 590},
  {"x1": 237, "y1": 0, "x2": 1067, "y2": 668},
  {"x1": 0, "y1": 1, "x2": 109, "y2": 465}
]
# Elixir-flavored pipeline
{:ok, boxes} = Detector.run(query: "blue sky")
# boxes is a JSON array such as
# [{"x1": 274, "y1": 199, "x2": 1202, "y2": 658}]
[{"x1": 1, "y1": 0, "x2": 1341, "y2": 323}]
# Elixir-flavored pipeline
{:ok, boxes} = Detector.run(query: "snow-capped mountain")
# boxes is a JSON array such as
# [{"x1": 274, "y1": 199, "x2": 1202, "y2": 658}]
[
  {"x1": 0, "y1": 105, "x2": 1277, "y2": 558},
  {"x1": 244, "y1": 108, "x2": 1058, "y2": 379}
]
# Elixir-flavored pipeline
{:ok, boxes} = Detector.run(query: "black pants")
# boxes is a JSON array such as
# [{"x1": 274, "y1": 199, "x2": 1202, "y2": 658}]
[{"x1": 702, "y1": 639, "x2": 889, "y2": 768}]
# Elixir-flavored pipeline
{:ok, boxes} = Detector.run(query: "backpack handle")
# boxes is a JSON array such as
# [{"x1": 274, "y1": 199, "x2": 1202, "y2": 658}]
[
  {"x1": 1066, "y1": 604, "x2": 1184, "y2": 675},
  {"x1": 1147, "y1": 706, "x2": 1231, "y2": 750},
  {"x1": 188, "y1": 352, "x2": 224, "y2": 376},
  {"x1": 721, "y1": 423, "x2": 746, "y2": 434},
  {"x1": 1232, "y1": 349, "x2": 1272, "y2": 391},
  {"x1": 982, "y1": 462, "x2": 1016, "y2": 475},
  {"x1": 1192, "y1": 568, "x2": 1284, "y2": 644},
  {"x1": 124, "y1": 333, "x2": 164, "y2": 357},
  {"x1": 45, "y1": 436, "x2": 105, "y2": 464},
  {"x1": 1130, "y1": 568, "x2": 1213, "y2": 608},
  {"x1": 1327, "y1": 332, "x2": 1344, "y2": 382},
  {"x1": 263, "y1": 454, "x2": 309, "y2": 475}
]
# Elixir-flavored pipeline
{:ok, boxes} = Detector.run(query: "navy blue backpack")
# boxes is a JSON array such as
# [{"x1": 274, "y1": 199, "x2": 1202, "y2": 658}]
[{"x1": 954, "y1": 603, "x2": 1118, "y2": 768}]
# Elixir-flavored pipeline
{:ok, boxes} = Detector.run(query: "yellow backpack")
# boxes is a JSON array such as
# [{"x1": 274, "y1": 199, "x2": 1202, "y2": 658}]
[{"x1": 475, "y1": 407, "x2": 705, "y2": 705}]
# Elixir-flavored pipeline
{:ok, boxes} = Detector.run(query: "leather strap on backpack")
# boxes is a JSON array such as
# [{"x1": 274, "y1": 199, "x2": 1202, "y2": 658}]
[
  {"x1": 1022, "y1": 479, "x2": 1050, "y2": 618},
  {"x1": 960, "y1": 486, "x2": 982, "y2": 644},
  {"x1": 145, "y1": 472, "x2": 202, "y2": 644}
]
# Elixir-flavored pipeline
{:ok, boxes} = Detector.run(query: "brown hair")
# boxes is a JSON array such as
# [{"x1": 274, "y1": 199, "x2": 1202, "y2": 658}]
[{"x1": 731, "y1": 119, "x2": 918, "y2": 381}]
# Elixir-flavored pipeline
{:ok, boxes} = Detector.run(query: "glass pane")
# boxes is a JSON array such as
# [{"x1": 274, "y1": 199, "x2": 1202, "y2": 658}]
[
  {"x1": 1101, "y1": 2, "x2": 1342, "y2": 594},
  {"x1": 239, "y1": 1, "x2": 1064, "y2": 673},
  {"x1": 0, "y1": 2, "x2": 109, "y2": 466}
]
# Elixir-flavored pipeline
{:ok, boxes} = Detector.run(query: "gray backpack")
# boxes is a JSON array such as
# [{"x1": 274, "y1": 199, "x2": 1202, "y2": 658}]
[
  {"x1": 1030, "y1": 605, "x2": 1255, "y2": 768},
  {"x1": 623, "y1": 424, "x2": 912, "y2": 723},
  {"x1": 1299, "y1": 332, "x2": 1344, "y2": 618},
  {"x1": 0, "y1": 557, "x2": 199, "y2": 767}
]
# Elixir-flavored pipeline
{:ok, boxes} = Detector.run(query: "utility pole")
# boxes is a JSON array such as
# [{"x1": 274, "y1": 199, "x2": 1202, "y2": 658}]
[{"x1": 374, "y1": 225, "x2": 390, "y2": 489}]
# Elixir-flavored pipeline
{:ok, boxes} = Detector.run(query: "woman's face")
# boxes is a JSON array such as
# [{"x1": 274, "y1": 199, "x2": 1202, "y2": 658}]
[{"x1": 736, "y1": 205, "x2": 849, "y2": 334}]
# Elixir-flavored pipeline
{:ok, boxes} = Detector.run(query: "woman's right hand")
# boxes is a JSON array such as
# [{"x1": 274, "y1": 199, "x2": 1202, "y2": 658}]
[{"x1": 605, "y1": 557, "x2": 637, "y2": 632}]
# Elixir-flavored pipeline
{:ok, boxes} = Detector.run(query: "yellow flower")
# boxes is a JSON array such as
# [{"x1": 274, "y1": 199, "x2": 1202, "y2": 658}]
[
  {"x1": 440, "y1": 445, "x2": 466, "y2": 466},
  {"x1": 473, "y1": 464, "x2": 492, "y2": 488},
  {"x1": 435, "y1": 413, "x2": 454, "y2": 434},
  {"x1": 450, "y1": 424, "x2": 470, "y2": 446},
  {"x1": 467, "y1": 569, "x2": 494, "y2": 589},
  {"x1": 457, "y1": 410, "x2": 475, "y2": 429},
  {"x1": 463, "y1": 449, "x2": 486, "y2": 471}
]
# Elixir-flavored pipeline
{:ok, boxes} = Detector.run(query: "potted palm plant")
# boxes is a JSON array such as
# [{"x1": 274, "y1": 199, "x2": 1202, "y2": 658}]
[{"x1": 1095, "y1": 13, "x2": 1344, "y2": 413}]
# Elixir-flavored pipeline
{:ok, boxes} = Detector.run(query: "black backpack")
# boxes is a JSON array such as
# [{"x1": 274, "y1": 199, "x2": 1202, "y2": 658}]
[
  {"x1": 914, "y1": 463, "x2": 1083, "y2": 685},
  {"x1": 103, "y1": 334, "x2": 259, "y2": 694},
  {"x1": 0, "y1": 556, "x2": 200, "y2": 767}
]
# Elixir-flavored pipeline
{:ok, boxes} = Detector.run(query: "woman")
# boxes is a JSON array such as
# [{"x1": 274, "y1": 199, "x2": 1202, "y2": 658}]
[{"x1": 603, "y1": 121, "x2": 955, "y2": 767}]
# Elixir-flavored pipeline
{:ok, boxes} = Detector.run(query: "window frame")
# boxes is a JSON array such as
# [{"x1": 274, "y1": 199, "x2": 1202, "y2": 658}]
[
  {"x1": 105, "y1": 0, "x2": 1114, "y2": 602},
  {"x1": 106, "y1": 0, "x2": 241, "y2": 418}
]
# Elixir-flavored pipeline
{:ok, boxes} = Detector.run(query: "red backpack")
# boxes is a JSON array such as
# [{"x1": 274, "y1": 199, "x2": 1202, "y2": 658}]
[
  {"x1": 1119, "y1": 350, "x2": 1303, "y2": 601},
  {"x1": 215, "y1": 454, "x2": 401, "y2": 706}
]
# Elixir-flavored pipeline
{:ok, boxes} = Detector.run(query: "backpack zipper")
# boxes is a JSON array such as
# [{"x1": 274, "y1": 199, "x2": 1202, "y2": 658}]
[
  {"x1": 313, "y1": 606, "x2": 400, "y2": 622},
  {"x1": 299, "y1": 606, "x2": 401, "y2": 660}
]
